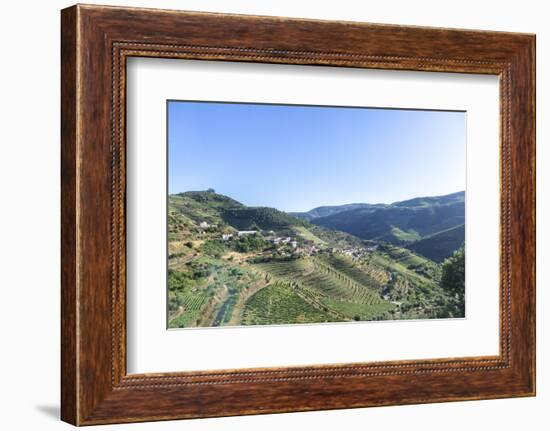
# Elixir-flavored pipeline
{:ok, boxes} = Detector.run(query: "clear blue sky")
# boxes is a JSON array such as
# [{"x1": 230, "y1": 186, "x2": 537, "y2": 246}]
[{"x1": 168, "y1": 101, "x2": 465, "y2": 212}]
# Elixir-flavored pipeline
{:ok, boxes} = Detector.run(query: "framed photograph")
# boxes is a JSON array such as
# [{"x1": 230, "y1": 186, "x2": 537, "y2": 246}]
[
  {"x1": 165, "y1": 101, "x2": 467, "y2": 330},
  {"x1": 61, "y1": 4, "x2": 535, "y2": 425}
]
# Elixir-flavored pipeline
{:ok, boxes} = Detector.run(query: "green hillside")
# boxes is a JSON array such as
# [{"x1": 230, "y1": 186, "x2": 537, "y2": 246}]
[
  {"x1": 169, "y1": 190, "x2": 242, "y2": 226},
  {"x1": 392, "y1": 191, "x2": 464, "y2": 208},
  {"x1": 222, "y1": 206, "x2": 306, "y2": 231},
  {"x1": 310, "y1": 191, "x2": 464, "y2": 260},
  {"x1": 406, "y1": 224, "x2": 465, "y2": 262},
  {"x1": 291, "y1": 203, "x2": 387, "y2": 221},
  {"x1": 167, "y1": 190, "x2": 465, "y2": 328},
  {"x1": 169, "y1": 190, "x2": 307, "y2": 232}
]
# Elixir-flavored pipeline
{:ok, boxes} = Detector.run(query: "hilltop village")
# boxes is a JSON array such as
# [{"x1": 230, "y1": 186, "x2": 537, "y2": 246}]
[{"x1": 192, "y1": 219, "x2": 378, "y2": 260}]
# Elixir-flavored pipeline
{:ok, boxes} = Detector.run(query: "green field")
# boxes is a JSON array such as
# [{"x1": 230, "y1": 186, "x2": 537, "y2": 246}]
[
  {"x1": 247, "y1": 257, "x2": 392, "y2": 322},
  {"x1": 242, "y1": 282, "x2": 336, "y2": 325}
]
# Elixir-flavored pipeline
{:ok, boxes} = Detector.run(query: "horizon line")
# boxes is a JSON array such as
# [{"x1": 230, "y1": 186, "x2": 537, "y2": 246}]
[{"x1": 168, "y1": 189, "x2": 466, "y2": 213}]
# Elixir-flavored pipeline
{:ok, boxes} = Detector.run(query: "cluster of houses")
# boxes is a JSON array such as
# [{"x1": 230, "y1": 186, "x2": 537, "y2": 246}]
[
  {"x1": 198, "y1": 221, "x2": 217, "y2": 229},
  {"x1": 300, "y1": 245, "x2": 321, "y2": 256},
  {"x1": 336, "y1": 244, "x2": 379, "y2": 260},
  {"x1": 272, "y1": 236, "x2": 298, "y2": 248},
  {"x1": 196, "y1": 221, "x2": 219, "y2": 236},
  {"x1": 220, "y1": 229, "x2": 259, "y2": 241},
  {"x1": 218, "y1": 228, "x2": 299, "y2": 249},
  {"x1": 196, "y1": 220, "x2": 380, "y2": 259}
]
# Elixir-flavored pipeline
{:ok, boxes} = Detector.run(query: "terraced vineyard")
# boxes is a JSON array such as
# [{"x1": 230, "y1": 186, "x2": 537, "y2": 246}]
[
  {"x1": 168, "y1": 290, "x2": 212, "y2": 328},
  {"x1": 318, "y1": 254, "x2": 384, "y2": 293},
  {"x1": 242, "y1": 282, "x2": 335, "y2": 325},
  {"x1": 167, "y1": 190, "x2": 465, "y2": 328},
  {"x1": 246, "y1": 257, "x2": 394, "y2": 324},
  {"x1": 167, "y1": 256, "x2": 264, "y2": 328},
  {"x1": 309, "y1": 259, "x2": 382, "y2": 305},
  {"x1": 365, "y1": 246, "x2": 440, "y2": 289}
]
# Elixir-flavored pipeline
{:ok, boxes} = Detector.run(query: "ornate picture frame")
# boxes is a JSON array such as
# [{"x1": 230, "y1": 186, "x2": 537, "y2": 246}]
[{"x1": 61, "y1": 4, "x2": 535, "y2": 425}]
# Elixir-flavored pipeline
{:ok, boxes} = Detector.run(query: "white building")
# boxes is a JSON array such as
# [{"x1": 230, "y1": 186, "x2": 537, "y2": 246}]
[{"x1": 237, "y1": 230, "x2": 257, "y2": 237}]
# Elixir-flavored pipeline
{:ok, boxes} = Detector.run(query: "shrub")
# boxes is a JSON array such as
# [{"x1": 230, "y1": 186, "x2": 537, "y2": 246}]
[{"x1": 200, "y1": 239, "x2": 226, "y2": 258}]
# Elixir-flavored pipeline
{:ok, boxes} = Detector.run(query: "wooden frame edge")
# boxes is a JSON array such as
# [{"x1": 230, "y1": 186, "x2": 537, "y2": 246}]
[
  {"x1": 61, "y1": 4, "x2": 535, "y2": 425},
  {"x1": 61, "y1": 4, "x2": 79, "y2": 425}
]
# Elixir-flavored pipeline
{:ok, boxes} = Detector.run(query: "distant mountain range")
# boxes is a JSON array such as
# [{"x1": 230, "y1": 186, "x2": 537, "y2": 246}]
[
  {"x1": 292, "y1": 191, "x2": 465, "y2": 262},
  {"x1": 289, "y1": 203, "x2": 388, "y2": 222}
]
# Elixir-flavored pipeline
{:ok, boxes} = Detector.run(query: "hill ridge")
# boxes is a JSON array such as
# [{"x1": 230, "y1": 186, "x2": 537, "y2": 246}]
[{"x1": 169, "y1": 189, "x2": 465, "y2": 261}]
